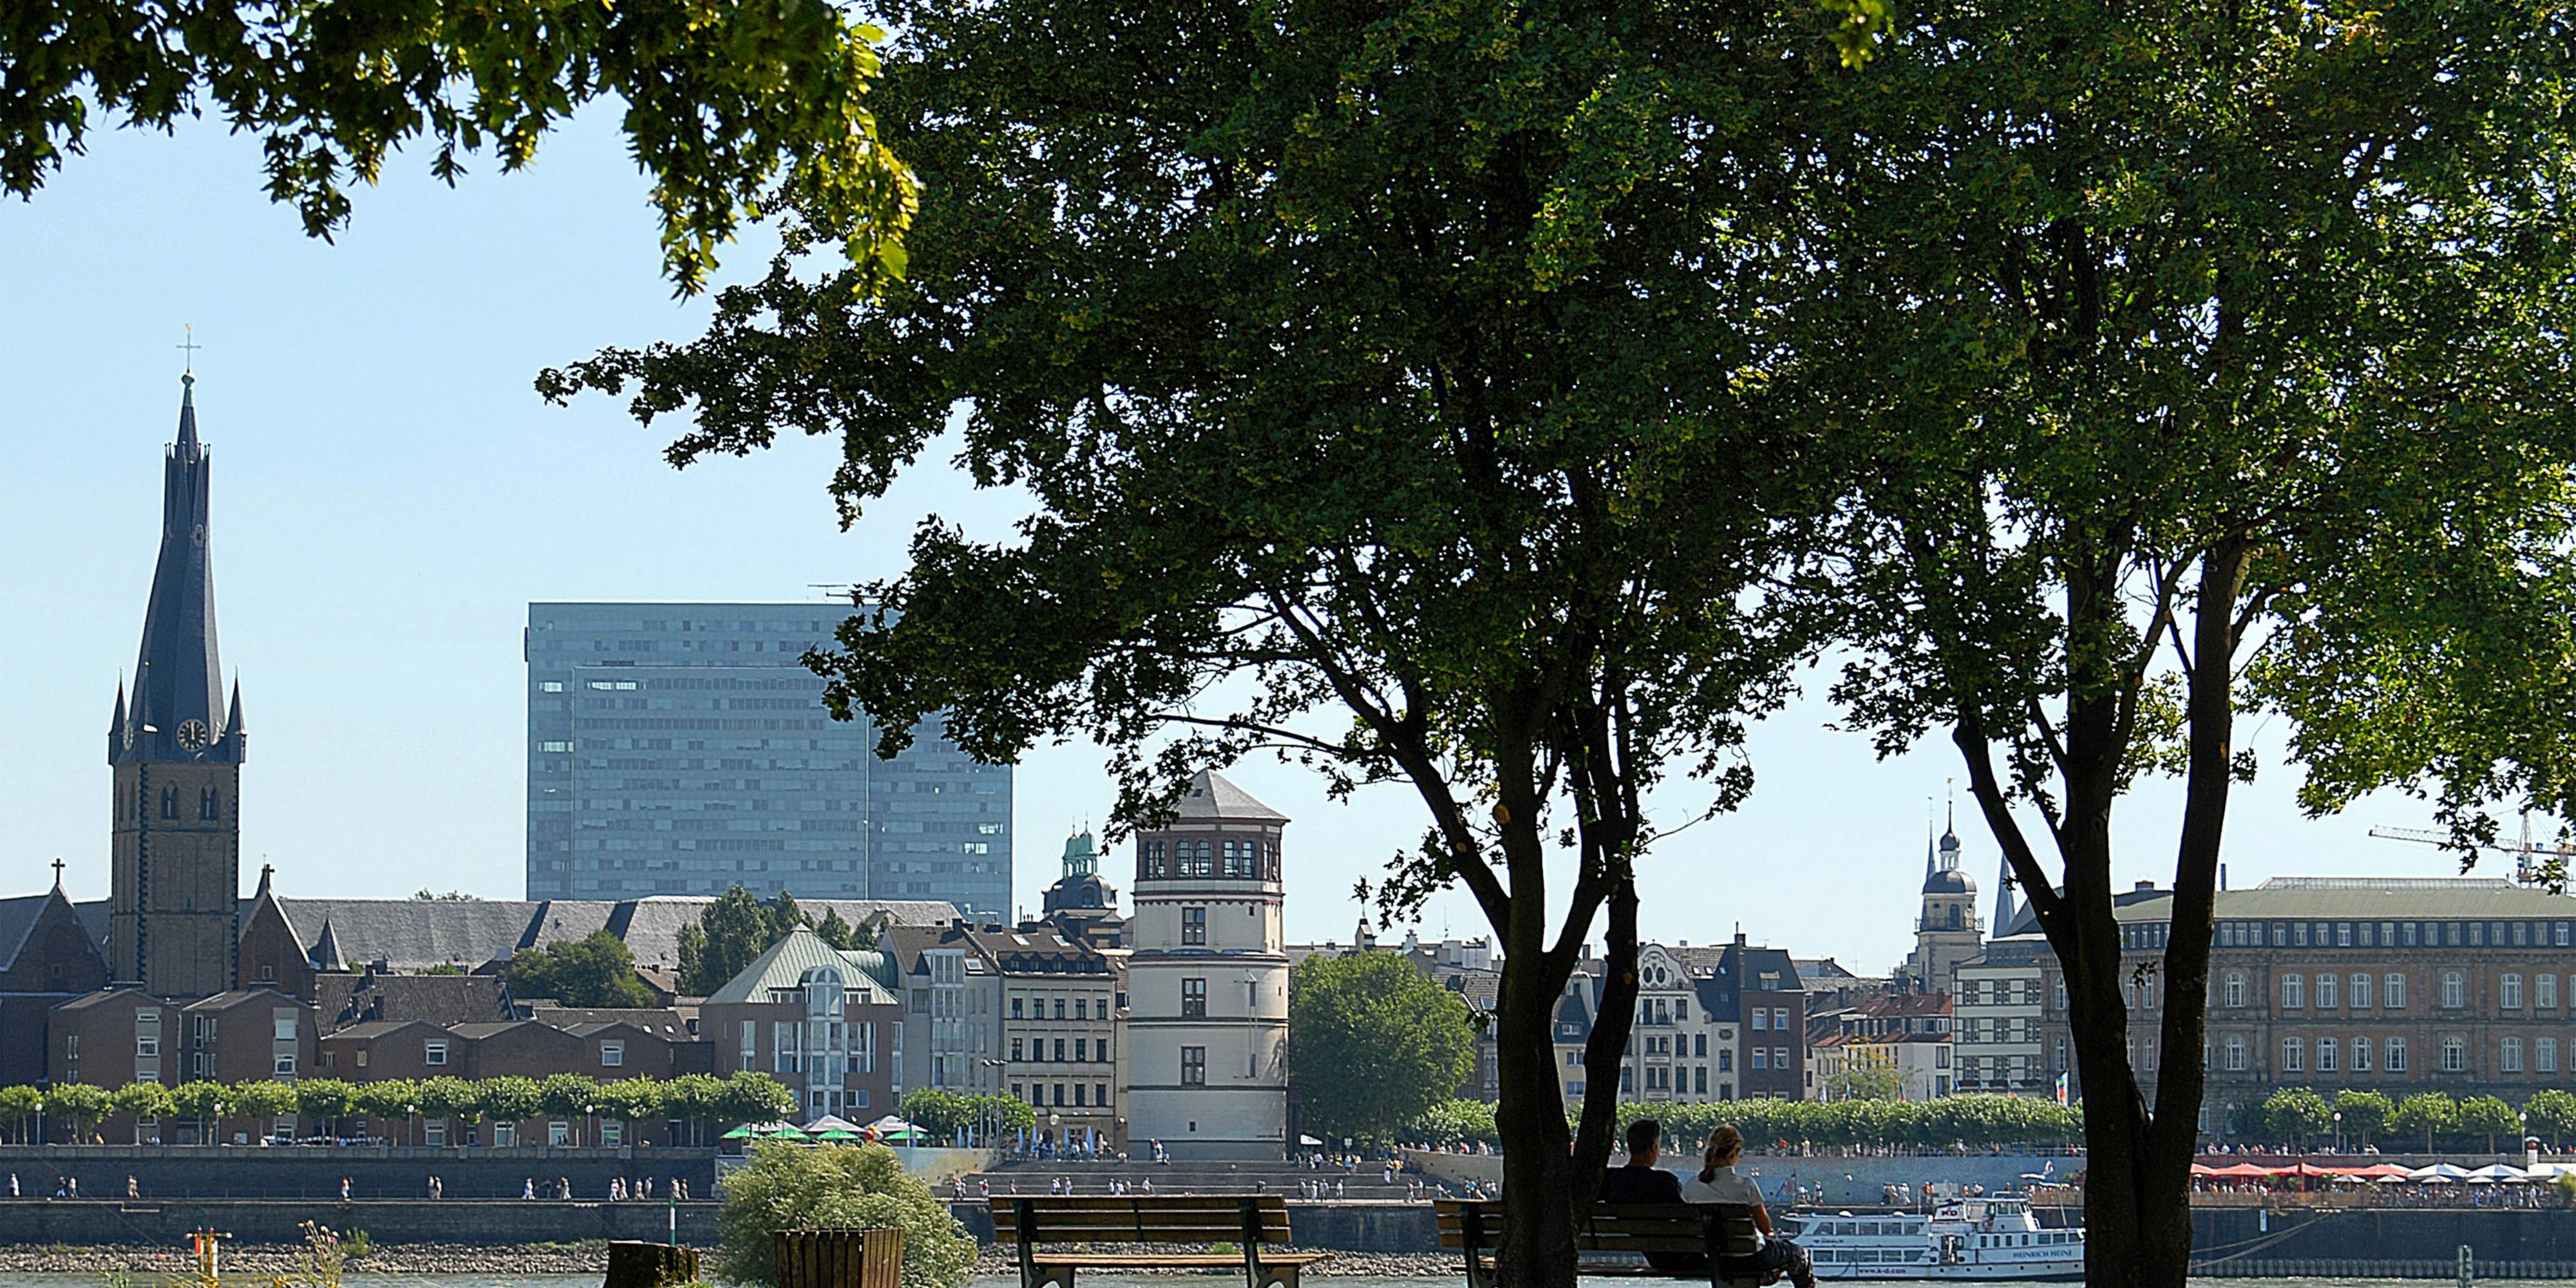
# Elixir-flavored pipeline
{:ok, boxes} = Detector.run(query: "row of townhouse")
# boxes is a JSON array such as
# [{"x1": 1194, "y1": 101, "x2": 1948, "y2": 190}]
[{"x1": 1547, "y1": 934, "x2": 1811, "y2": 1106}]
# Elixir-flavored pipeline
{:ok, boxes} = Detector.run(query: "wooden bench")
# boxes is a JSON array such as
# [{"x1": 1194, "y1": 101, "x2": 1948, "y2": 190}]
[
  {"x1": 1437, "y1": 1198, "x2": 1779, "y2": 1288},
  {"x1": 989, "y1": 1194, "x2": 1332, "y2": 1288}
]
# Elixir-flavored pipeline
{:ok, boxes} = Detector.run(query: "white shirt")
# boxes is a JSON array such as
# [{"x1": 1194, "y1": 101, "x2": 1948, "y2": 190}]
[{"x1": 1681, "y1": 1165, "x2": 1767, "y2": 1246}]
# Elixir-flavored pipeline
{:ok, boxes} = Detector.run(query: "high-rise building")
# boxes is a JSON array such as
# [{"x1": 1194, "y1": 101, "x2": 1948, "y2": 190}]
[
  {"x1": 106, "y1": 373, "x2": 246, "y2": 999},
  {"x1": 523, "y1": 603, "x2": 1010, "y2": 915},
  {"x1": 1124, "y1": 770, "x2": 1289, "y2": 1159}
]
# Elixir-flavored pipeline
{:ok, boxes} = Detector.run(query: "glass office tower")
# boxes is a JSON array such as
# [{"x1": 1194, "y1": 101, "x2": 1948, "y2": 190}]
[{"x1": 525, "y1": 603, "x2": 1010, "y2": 915}]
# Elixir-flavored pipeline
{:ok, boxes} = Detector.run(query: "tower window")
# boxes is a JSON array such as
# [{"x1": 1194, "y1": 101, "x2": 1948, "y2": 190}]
[
  {"x1": 1182, "y1": 907, "x2": 1207, "y2": 945},
  {"x1": 1182, "y1": 978, "x2": 1208, "y2": 1018},
  {"x1": 160, "y1": 788, "x2": 178, "y2": 819},
  {"x1": 199, "y1": 787, "x2": 220, "y2": 820},
  {"x1": 1181, "y1": 1046, "x2": 1207, "y2": 1085}
]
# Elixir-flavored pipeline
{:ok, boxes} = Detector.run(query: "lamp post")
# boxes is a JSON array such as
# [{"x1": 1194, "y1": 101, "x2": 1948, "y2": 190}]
[{"x1": 2334, "y1": 1111, "x2": 2344, "y2": 1154}]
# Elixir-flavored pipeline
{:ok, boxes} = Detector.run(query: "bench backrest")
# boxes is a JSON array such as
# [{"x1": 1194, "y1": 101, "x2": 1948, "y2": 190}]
[
  {"x1": 1436, "y1": 1199, "x2": 1766, "y2": 1260},
  {"x1": 989, "y1": 1195, "x2": 1295, "y2": 1247}
]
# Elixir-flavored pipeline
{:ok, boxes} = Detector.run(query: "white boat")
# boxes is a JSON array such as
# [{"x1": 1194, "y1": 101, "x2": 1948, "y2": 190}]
[{"x1": 1781, "y1": 1196, "x2": 2085, "y2": 1281}]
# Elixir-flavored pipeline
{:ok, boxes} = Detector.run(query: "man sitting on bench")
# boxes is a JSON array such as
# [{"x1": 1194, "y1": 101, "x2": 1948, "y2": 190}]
[
  {"x1": 1600, "y1": 1119, "x2": 1704, "y2": 1276},
  {"x1": 1682, "y1": 1126, "x2": 1815, "y2": 1288}
]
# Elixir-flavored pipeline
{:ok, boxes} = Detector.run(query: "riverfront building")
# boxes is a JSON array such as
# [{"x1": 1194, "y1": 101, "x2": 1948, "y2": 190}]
[{"x1": 524, "y1": 602, "x2": 1012, "y2": 915}]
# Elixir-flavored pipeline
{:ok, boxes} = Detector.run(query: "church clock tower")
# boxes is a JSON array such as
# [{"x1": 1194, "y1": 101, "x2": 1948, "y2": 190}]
[{"x1": 107, "y1": 372, "x2": 245, "y2": 998}]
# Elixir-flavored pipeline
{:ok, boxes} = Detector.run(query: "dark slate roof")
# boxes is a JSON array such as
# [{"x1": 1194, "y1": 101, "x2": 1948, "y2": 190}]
[
  {"x1": 0, "y1": 893, "x2": 55, "y2": 971},
  {"x1": 612, "y1": 896, "x2": 956, "y2": 971},
  {"x1": 323, "y1": 1019, "x2": 449, "y2": 1041},
  {"x1": 52, "y1": 985, "x2": 156, "y2": 1012},
  {"x1": 115, "y1": 376, "x2": 242, "y2": 767},
  {"x1": 526, "y1": 1007, "x2": 697, "y2": 1038},
  {"x1": 1175, "y1": 770, "x2": 1287, "y2": 822},
  {"x1": 315, "y1": 972, "x2": 513, "y2": 1031}
]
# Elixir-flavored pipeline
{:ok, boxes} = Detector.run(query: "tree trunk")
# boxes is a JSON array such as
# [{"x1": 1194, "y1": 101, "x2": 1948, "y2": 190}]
[{"x1": 1492, "y1": 954, "x2": 1578, "y2": 1288}]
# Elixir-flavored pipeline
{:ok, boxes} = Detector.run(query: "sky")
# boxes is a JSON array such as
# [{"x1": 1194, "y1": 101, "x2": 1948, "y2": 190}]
[{"x1": 0, "y1": 111, "x2": 2493, "y2": 976}]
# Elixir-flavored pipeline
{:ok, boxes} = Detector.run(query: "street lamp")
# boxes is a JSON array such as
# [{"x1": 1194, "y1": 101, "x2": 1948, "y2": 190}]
[{"x1": 2333, "y1": 1111, "x2": 2343, "y2": 1154}]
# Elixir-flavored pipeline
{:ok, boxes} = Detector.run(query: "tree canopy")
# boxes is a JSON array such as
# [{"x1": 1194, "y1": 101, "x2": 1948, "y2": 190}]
[
  {"x1": 677, "y1": 884, "x2": 822, "y2": 995},
  {"x1": 3, "y1": 0, "x2": 915, "y2": 292},
  {"x1": 714, "y1": 1141, "x2": 974, "y2": 1288},
  {"x1": 543, "y1": 0, "x2": 1850, "y2": 1280},
  {"x1": 500, "y1": 929, "x2": 656, "y2": 1008},
  {"x1": 1802, "y1": 1, "x2": 2576, "y2": 1282},
  {"x1": 1289, "y1": 952, "x2": 1477, "y2": 1143}
]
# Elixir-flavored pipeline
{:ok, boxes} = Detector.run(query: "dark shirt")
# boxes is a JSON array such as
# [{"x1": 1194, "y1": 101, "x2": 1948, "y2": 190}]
[{"x1": 1601, "y1": 1164, "x2": 1702, "y2": 1274}]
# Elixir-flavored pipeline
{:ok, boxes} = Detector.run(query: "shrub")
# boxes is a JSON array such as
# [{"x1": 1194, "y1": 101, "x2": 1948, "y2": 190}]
[{"x1": 715, "y1": 1141, "x2": 973, "y2": 1288}]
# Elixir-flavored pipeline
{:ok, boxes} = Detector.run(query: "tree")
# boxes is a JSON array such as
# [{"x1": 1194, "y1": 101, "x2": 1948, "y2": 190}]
[
  {"x1": 0, "y1": 1084, "x2": 37, "y2": 1143},
  {"x1": 714, "y1": 1072, "x2": 797, "y2": 1126},
  {"x1": 412, "y1": 1076, "x2": 477, "y2": 1141},
  {"x1": 351, "y1": 1079, "x2": 419, "y2": 1146},
  {"x1": 538, "y1": 1074, "x2": 601, "y2": 1145},
  {"x1": 294, "y1": 1079, "x2": 354, "y2": 1139},
  {"x1": 714, "y1": 1141, "x2": 974, "y2": 1288},
  {"x1": 113, "y1": 1081, "x2": 173, "y2": 1144},
  {"x1": 659, "y1": 1073, "x2": 726, "y2": 1147},
  {"x1": 2524, "y1": 1090, "x2": 2576, "y2": 1150},
  {"x1": 2334, "y1": 1090, "x2": 2393, "y2": 1150},
  {"x1": 677, "y1": 885, "x2": 816, "y2": 995},
  {"x1": 1407, "y1": 1100, "x2": 1499, "y2": 1150},
  {"x1": 478, "y1": 1076, "x2": 544, "y2": 1142},
  {"x1": 1288, "y1": 952, "x2": 1476, "y2": 1144},
  {"x1": 900, "y1": 1088, "x2": 972, "y2": 1143},
  {"x1": 541, "y1": 2, "x2": 1837, "y2": 1282},
  {"x1": 45, "y1": 1082, "x2": 112, "y2": 1144},
  {"x1": 1824, "y1": 1063, "x2": 1906, "y2": 1104},
  {"x1": 412, "y1": 889, "x2": 483, "y2": 902},
  {"x1": 2458, "y1": 1095, "x2": 2523, "y2": 1157},
  {"x1": 1805, "y1": 3, "x2": 2576, "y2": 1283},
  {"x1": 815, "y1": 907, "x2": 873, "y2": 951},
  {"x1": 4, "y1": 0, "x2": 916, "y2": 294},
  {"x1": 595, "y1": 1077, "x2": 668, "y2": 1142},
  {"x1": 169, "y1": 1081, "x2": 228, "y2": 1144},
  {"x1": 2392, "y1": 1094, "x2": 2458, "y2": 1156},
  {"x1": 227, "y1": 1080, "x2": 301, "y2": 1141},
  {"x1": 501, "y1": 929, "x2": 657, "y2": 1008},
  {"x1": 2261, "y1": 1088, "x2": 2331, "y2": 1150}
]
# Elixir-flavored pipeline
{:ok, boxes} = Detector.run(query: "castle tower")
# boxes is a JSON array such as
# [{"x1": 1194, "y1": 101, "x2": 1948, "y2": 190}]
[
  {"x1": 1125, "y1": 770, "x2": 1288, "y2": 1159},
  {"x1": 107, "y1": 374, "x2": 245, "y2": 998},
  {"x1": 1902, "y1": 808, "x2": 1982, "y2": 996}
]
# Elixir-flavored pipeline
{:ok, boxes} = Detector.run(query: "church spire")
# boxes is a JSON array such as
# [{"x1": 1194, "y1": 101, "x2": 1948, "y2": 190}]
[
  {"x1": 118, "y1": 373, "x2": 240, "y2": 765},
  {"x1": 1994, "y1": 853, "x2": 2018, "y2": 933}
]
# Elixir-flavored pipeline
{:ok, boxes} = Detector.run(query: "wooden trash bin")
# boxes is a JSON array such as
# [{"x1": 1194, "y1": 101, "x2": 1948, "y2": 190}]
[
  {"x1": 775, "y1": 1227, "x2": 905, "y2": 1288},
  {"x1": 605, "y1": 1240, "x2": 700, "y2": 1288}
]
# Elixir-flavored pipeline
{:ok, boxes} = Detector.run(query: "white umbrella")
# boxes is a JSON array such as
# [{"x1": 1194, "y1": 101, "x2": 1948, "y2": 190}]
[
  {"x1": 2468, "y1": 1164, "x2": 2530, "y2": 1182},
  {"x1": 2410, "y1": 1164, "x2": 2473, "y2": 1180},
  {"x1": 2372, "y1": 1174, "x2": 2412, "y2": 1185},
  {"x1": 802, "y1": 1114, "x2": 866, "y2": 1135}
]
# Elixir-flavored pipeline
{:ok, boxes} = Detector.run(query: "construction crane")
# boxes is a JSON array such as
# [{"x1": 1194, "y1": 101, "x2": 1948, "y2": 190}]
[{"x1": 2369, "y1": 814, "x2": 2575, "y2": 887}]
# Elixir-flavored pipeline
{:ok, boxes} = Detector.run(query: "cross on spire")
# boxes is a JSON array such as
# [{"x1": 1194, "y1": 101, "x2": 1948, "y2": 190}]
[
  {"x1": 177, "y1": 325, "x2": 203, "y2": 375},
  {"x1": 51, "y1": 857, "x2": 64, "y2": 889}
]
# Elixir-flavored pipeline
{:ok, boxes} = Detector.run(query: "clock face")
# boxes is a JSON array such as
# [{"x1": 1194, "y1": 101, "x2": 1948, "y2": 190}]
[{"x1": 175, "y1": 719, "x2": 210, "y2": 750}]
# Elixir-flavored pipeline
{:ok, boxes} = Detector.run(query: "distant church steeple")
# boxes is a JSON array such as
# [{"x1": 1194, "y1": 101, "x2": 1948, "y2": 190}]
[{"x1": 108, "y1": 371, "x2": 245, "y2": 998}]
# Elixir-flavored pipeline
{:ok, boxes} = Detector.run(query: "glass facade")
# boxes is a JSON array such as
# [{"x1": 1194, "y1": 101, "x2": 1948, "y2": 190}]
[{"x1": 524, "y1": 603, "x2": 1010, "y2": 914}]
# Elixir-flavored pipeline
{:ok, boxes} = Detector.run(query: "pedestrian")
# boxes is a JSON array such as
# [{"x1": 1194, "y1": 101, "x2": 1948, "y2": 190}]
[
  {"x1": 67, "y1": 1177, "x2": 77, "y2": 1198},
  {"x1": 429, "y1": 1177, "x2": 443, "y2": 1200},
  {"x1": 126, "y1": 1176, "x2": 138, "y2": 1199},
  {"x1": 524, "y1": 1178, "x2": 537, "y2": 1200},
  {"x1": 6, "y1": 1174, "x2": 16, "y2": 1198},
  {"x1": 339, "y1": 1177, "x2": 351, "y2": 1201}
]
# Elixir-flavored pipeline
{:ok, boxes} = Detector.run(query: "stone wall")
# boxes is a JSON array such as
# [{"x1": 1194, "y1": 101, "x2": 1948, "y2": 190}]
[
  {"x1": 0, "y1": 1144, "x2": 715, "y2": 1202},
  {"x1": 0, "y1": 1198, "x2": 719, "y2": 1247}
]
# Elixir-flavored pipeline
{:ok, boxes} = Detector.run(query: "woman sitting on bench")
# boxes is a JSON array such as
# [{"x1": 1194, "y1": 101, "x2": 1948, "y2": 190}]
[{"x1": 1681, "y1": 1126, "x2": 1815, "y2": 1288}]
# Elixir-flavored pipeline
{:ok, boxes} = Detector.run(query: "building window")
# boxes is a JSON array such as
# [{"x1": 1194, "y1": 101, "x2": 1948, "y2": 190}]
[
  {"x1": 2543, "y1": 1038, "x2": 2561, "y2": 1074},
  {"x1": 2387, "y1": 974, "x2": 2407, "y2": 1010},
  {"x1": 2442, "y1": 971, "x2": 2466, "y2": 1009},
  {"x1": 2224, "y1": 973, "x2": 2246, "y2": 1008},
  {"x1": 2353, "y1": 1036, "x2": 2372, "y2": 1072},
  {"x1": 1075, "y1": 1038, "x2": 1088, "y2": 1062},
  {"x1": 2543, "y1": 974, "x2": 2561, "y2": 1010},
  {"x1": 2315, "y1": 974, "x2": 2337, "y2": 1009},
  {"x1": 2316, "y1": 1038, "x2": 2337, "y2": 1072},
  {"x1": 1752, "y1": 1048, "x2": 1768, "y2": 1070},
  {"x1": 1053, "y1": 998, "x2": 1066, "y2": 1020},
  {"x1": 2504, "y1": 1037, "x2": 2526, "y2": 1073},
  {"x1": 2351, "y1": 973, "x2": 2372, "y2": 1009},
  {"x1": 1096, "y1": 1082, "x2": 1110, "y2": 1106},
  {"x1": 2505, "y1": 975, "x2": 2526, "y2": 1010},
  {"x1": 426, "y1": 1039, "x2": 449, "y2": 1066},
  {"x1": 2442, "y1": 1036, "x2": 2467, "y2": 1072},
  {"x1": 2281, "y1": 975, "x2": 2304, "y2": 1009},
  {"x1": 425, "y1": 1121, "x2": 447, "y2": 1146},
  {"x1": 1182, "y1": 907, "x2": 1206, "y2": 945},
  {"x1": 601, "y1": 1121, "x2": 623, "y2": 1147},
  {"x1": 137, "y1": 1010, "x2": 160, "y2": 1059},
  {"x1": 1011, "y1": 1038, "x2": 1024, "y2": 1061},
  {"x1": 1752, "y1": 1009, "x2": 1767, "y2": 1032},
  {"x1": 1054, "y1": 1039, "x2": 1067, "y2": 1062},
  {"x1": 2225, "y1": 1036, "x2": 2247, "y2": 1071},
  {"x1": 1182, "y1": 978, "x2": 1208, "y2": 1018},
  {"x1": 2282, "y1": 1038, "x2": 2304, "y2": 1074},
  {"x1": 1181, "y1": 1046, "x2": 1206, "y2": 1085},
  {"x1": 550, "y1": 1121, "x2": 571, "y2": 1146},
  {"x1": 601, "y1": 1041, "x2": 624, "y2": 1067},
  {"x1": 2387, "y1": 1037, "x2": 2409, "y2": 1072}
]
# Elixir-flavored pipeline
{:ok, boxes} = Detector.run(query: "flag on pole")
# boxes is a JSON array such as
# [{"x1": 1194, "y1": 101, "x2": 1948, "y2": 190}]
[{"x1": 2054, "y1": 1073, "x2": 2070, "y2": 1106}]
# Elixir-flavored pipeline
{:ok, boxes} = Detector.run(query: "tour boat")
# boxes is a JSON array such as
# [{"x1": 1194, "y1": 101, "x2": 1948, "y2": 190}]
[{"x1": 1781, "y1": 1196, "x2": 2085, "y2": 1281}]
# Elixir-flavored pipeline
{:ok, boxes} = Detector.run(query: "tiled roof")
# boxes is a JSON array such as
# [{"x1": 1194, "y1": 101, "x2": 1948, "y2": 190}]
[
  {"x1": 0, "y1": 893, "x2": 55, "y2": 970},
  {"x1": 316, "y1": 972, "x2": 513, "y2": 1031},
  {"x1": 2119, "y1": 876, "x2": 2576, "y2": 922},
  {"x1": 1173, "y1": 770, "x2": 1288, "y2": 822},
  {"x1": 324, "y1": 1019, "x2": 448, "y2": 1041}
]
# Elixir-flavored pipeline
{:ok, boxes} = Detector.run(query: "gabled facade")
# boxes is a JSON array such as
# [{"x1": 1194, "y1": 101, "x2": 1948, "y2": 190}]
[{"x1": 0, "y1": 876, "x2": 110, "y2": 1087}]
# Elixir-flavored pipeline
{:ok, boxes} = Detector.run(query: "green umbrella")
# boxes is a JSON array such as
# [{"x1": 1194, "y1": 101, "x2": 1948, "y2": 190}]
[
  {"x1": 721, "y1": 1125, "x2": 761, "y2": 1139},
  {"x1": 815, "y1": 1128, "x2": 862, "y2": 1141},
  {"x1": 770, "y1": 1124, "x2": 812, "y2": 1140}
]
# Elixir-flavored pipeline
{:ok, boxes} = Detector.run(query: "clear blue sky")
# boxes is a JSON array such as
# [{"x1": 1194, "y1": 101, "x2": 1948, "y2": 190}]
[{"x1": 0, "y1": 112, "x2": 2480, "y2": 974}]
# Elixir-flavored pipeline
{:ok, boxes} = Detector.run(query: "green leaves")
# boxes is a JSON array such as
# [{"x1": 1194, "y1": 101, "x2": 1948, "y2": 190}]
[
  {"x1": 714, "y1": 1140, "x2": 976, "y2": 1288},
  {"x1": 1288, "y1": 951, "x2": 1479, "y2": 1143},
  {"x1": 2, "y1": 0, "x2": 916, "y2": 294},
  {"x1": 501, "y1": 928, "x2": 657, "y2": 1008}
]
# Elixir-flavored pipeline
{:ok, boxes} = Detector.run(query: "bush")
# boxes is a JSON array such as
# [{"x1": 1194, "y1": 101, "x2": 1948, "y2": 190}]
[{"x1": 714, "y1": 1141, "x2": 974, "y2": 1288}]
